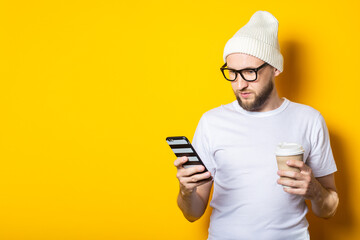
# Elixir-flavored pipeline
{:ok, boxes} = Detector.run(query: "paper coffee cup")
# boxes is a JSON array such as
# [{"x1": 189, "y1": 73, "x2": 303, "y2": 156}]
[{"x1": 275, "y1": 143, "x2": 304, "y2": 187}]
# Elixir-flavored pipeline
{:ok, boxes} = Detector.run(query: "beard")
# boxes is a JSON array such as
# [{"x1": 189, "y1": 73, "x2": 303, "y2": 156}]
[{"x1": 235, "y1": 79, "x2": 274, "y2": 112}]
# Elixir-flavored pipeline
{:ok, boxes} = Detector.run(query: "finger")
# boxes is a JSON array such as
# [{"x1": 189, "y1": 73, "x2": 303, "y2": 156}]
[
  {"x1": 193, "y1": 174, "x2": 213, "y2": 187},
  {"x1": 183, "y1": 171, "x2": 212, "y2": 184},
  {"x1": 182, "y1": 165, "x2": 206, "y2": 177},
  {"x1": 177, "y1": 165, "x2": 207, "y2": 181},
  {"x1": 286, "y1": 159, "x2": 307, "y2": 170},
  {"x1": 277, "y1": 170, "x2": 302, "y2": 180},
  {"x1": 174, "y1": 156, "x2": 188, "y2": 168},
  {"x1": 282, "y1": 186, "x2": 307, "y2": 196},
  {"x1": 287, "y1": 160, "x2": 310, "y2": 172},
  {"x1": 277, "y1": 178, "x2": 305, "y2": 188},
  {"x1": 195, "y1": 171, "x2": 212, "y2": 182}
]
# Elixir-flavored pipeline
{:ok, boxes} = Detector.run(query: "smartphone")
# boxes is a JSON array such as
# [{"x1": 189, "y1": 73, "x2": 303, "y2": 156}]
[{"x1": 166, "y1": 136, "x2": 211, "y2": 175}]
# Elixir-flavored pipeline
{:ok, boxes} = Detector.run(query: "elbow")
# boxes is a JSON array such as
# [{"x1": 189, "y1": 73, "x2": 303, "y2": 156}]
[
  {"x1": 319, "y1": 210, "x2": 337, "y2": 219},
  {"x1": 187, "y1": 218, "x2": 198, "y2": 223},
  {"x1": 324, "y1": 203, "x2": 339, "y2": 219},
  {"x1": 313, "y1": 207, "x2": 337, "y2": 219},
  {"x1": 184, "y1": 214, "x2": 202, "y2": 222},
  {"x1": 326, "y1": 191, "x2": 340, "y2": 219},
  {"x1": 319, "y1": 209, "x2": 337, "y2": 219},
  {"x1": 316, "y1": 191, "x2": 339, "y2": 219}
]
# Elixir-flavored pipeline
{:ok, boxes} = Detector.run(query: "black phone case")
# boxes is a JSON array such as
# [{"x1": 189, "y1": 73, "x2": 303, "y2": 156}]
[{"x1": 166, "y1": 136, "x2": 210, "y2": 173}]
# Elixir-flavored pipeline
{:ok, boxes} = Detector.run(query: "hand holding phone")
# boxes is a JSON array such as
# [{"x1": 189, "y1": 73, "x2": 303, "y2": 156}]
[
  {"x1": 166, "y1": 136, "x2": 209, "y2": 169},
  {"x1": 167, "y1": 136, "x2": 212, "y2": 185}
]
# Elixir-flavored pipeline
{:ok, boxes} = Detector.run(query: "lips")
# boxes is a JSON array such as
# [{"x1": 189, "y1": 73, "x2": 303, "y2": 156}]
[{"x1": 240, "y1": 92, "x2": 253, "y2": 98}]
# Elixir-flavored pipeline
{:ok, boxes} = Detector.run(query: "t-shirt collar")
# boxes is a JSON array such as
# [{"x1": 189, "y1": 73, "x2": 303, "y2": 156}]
[{"x1": 232, "y1": 98, "x2": 290, "y2": 117}]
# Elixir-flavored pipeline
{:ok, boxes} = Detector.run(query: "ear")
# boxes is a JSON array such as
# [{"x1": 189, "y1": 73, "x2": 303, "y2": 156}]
[{"x1": 274, "y1": 68, "x2": 281, "y2": 77}]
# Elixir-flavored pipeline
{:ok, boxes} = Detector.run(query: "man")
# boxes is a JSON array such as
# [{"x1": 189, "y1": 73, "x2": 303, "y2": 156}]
[{"x1": 174, "y1": 11, "x2": 339, "y2": 240}]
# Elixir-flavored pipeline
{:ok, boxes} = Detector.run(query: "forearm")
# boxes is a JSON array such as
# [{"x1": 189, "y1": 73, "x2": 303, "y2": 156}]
[
  {"x1": 177, "y1": 189, "x2": 207, "y2": 222},
  {"x1": 310, "y1": 180, "x2": 339, "y2": 218}
]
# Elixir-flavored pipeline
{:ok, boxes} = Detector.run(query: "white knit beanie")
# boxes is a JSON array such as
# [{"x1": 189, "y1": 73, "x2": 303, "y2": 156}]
[{"x1": 223, "y1": 11, "x2": 283, "y2": 72}]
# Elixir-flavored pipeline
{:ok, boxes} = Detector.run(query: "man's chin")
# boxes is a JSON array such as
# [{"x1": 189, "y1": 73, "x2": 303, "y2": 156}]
[{"x1": 237, "y1": 98, "x2": 257, "y2": 111}]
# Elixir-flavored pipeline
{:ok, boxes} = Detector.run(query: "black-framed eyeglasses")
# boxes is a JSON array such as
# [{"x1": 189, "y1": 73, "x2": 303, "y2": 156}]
[{"x1": 220, "y1": 62, "x2": 268, "y2": 82}]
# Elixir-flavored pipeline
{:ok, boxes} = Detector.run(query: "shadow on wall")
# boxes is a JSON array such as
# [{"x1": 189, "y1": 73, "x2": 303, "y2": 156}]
[
  {"x1": 306, "y1": 131, "x2": 353, "y2": 240},
  {"x1": 276, "y1": 41, "x2": 304, "y2": 102},
  {"x1": 278, "y1": 40, "x2": 353, "y2": 240}
]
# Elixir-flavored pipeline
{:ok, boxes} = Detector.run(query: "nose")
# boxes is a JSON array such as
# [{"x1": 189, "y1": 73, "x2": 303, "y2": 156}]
[{"x1": 235, "y1": 75, "x2": 249, "y2": 90}]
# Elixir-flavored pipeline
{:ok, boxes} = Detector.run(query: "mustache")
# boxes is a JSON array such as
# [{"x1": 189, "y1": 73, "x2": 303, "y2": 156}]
[{"x1": 236, "y1": 89, "x2": 254, "y2": 94}]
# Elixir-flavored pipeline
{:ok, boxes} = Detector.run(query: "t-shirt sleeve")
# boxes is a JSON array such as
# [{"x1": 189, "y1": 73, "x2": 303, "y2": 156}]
[
  {"x1": 192, "y1": 114, "x2": 216, "y2": 177},
  {"x1": 307, "y1": 113, "x2": 337, "y2": 177}
]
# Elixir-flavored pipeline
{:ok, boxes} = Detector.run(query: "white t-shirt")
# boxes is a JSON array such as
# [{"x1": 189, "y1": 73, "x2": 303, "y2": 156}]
[{"x1": 192, "y1": 99, "x2": 337, "y2": 240}]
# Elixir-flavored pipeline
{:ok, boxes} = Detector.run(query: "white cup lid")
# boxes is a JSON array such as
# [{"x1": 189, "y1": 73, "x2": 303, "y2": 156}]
[{"x1": 275, "y1": 142, "x2": 304, "y2": 156}]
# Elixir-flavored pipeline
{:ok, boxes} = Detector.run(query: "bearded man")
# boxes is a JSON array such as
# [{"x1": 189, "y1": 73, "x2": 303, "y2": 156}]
[{"x1": 173, "y1": 11, "x2": 339, "y2": 240}]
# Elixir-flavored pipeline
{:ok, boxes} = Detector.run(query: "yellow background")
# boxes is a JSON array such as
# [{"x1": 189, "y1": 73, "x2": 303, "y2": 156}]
[{"x1": 0, "y1": 0, "x2": 359, "y2": 239}]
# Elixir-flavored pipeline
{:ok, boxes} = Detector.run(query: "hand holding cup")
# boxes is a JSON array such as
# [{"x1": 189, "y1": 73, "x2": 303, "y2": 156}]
[{"x1": 276, "y1": 143, "x2": 304, "y2": 188}]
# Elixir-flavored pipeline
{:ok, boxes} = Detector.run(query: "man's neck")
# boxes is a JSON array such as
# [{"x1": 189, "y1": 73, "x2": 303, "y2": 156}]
[{"x1": 257, "y1": 92, "x2": 284, "y2": 112}]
